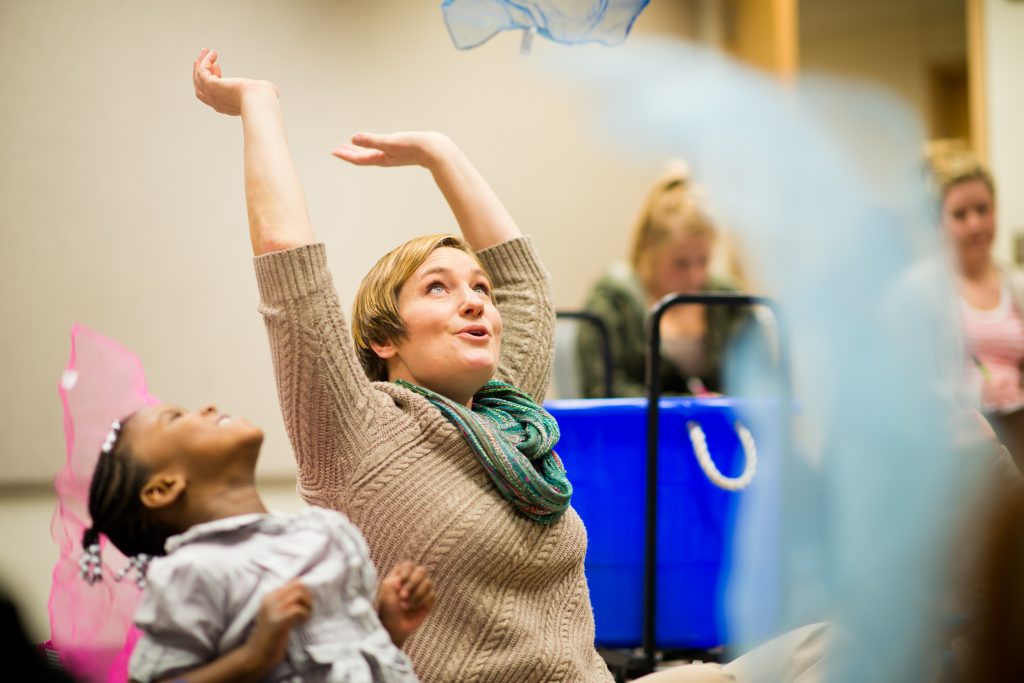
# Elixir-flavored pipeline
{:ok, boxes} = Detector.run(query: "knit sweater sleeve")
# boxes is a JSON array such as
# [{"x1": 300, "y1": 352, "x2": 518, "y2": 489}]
[
  {"x1": 476, "y1": 237, "x2": 554, "y2": 403},
  {"x1": 254, "y1": 244, "x2": 412, "y2": 507}
]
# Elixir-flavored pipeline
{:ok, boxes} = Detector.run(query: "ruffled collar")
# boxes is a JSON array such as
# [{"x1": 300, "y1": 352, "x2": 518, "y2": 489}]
[{"x1": 164, "y1": 513, "x2": 269, "y2": 554}]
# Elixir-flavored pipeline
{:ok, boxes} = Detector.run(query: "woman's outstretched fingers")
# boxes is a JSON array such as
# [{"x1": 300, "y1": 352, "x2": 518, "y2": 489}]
[
  {"x1": 197, "y1": 48, "x2": 215, "y2": 77},
  {"x1": 207, "y1": 50, "x2": 223, "y2": 78},
  {"x1": 193, "y1": 47, "x2": 210, "y2": 70},
  {"x1": 193, "y1": 49, "x2": 216, "y2": 99},
  {"x1": 192, "y1": 50, "x2": 205, "y2": 82},
  {"x1": 349, "y1": 132, "x2": 405, "y2": 156},
  {"x1": 350, "y1": 132, "x2": 382, "y2": 148},
  {"x1": 332, "y1": 132, "x2": 445, "y2": 168},
  {"x1": 331, "y1": 143, "x2": 385, "y2": 166}
]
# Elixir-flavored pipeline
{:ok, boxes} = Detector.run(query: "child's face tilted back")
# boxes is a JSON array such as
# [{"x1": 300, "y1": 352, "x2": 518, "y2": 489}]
[
  {"x1": 126, "y1": 404, "x2": 263, "y2": 474},
  {"x1": 122, "y1": 404, "x2": 265, "y2": 523},
  {"x1": 87, "y1": 403, "x2": 268, "y2": 560}
]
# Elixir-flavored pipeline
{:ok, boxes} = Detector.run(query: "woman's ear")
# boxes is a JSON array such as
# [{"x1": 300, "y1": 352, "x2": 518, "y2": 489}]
[
  {"x1": 140, "y1": 472, "x2": 186, "y2": 510},
  {"x1": 370, "y1": 339, "x2": 397, "y2": 360}
]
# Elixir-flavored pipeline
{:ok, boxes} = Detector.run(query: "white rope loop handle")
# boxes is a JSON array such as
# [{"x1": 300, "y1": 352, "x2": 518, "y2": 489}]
[{"x1": 686, "y1": 420, "x2": 757, "y2": 491}]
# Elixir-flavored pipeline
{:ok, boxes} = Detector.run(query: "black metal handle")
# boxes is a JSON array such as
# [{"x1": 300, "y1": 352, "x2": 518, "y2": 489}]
[
  {"x1": 641, "y1": 292, "x2": 789, "y2": 673},
  {"x1": 556, "y1": 310, "x2": 615, "y2": 399}
]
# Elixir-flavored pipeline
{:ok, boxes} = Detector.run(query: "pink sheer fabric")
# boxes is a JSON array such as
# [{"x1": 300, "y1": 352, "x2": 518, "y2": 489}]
[{"x1": 49, "y1": 325, "x2": 158, "y2": 682}]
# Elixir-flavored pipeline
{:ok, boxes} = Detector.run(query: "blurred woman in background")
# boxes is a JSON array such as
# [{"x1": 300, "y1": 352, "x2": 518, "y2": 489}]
[
  {"x1": 928, "y1": 142, "x2": 1024, "y2": 413},
  {"x1": 577, "y1": 164, "x2": 746, "y2": 398}
]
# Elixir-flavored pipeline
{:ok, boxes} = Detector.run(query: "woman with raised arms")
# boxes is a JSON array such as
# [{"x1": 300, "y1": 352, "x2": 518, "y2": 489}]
[{"x1": 192, "y1": 48, "x2": 829, "y2": 683}]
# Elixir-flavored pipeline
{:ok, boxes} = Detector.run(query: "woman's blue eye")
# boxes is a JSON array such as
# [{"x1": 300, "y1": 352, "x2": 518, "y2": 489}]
[
  {"x1": 474, "y1": 284, "x2": 489, "y2": 295},
  {"x1": 428, "y1": 282, "x2": 445, "y2": 294}
]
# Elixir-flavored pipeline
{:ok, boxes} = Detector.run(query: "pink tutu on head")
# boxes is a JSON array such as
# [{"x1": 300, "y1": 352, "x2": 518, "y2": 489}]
[{"x1": 49, "y1": 325, "x2": 159, "y2": 683}]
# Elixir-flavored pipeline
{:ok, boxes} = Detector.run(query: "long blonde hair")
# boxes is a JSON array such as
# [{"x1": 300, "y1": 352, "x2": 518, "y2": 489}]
[
  {"x1": 924, "y1": 139, "x2": 995, "y2": 203},
  {"x1": 629, "y1": 162, "x2": 716, "y2": 287}
]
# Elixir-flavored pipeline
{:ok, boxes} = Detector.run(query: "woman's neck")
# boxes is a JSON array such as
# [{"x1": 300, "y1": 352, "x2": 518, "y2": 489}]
[
  {"x1": 390, "y1": 371, "x2": 478, "y2": 408},
  {"x1": 957, "y1": 254, "x2": 995, "y2": 282}
]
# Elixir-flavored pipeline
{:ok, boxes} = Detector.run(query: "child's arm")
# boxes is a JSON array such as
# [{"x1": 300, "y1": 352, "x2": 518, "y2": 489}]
[
  {"x1": 140, "y1": 579, "x2": 312, "y2": 683},
  {"x1": 376, "y1": 561, "x2": 436, "y2": 648}
]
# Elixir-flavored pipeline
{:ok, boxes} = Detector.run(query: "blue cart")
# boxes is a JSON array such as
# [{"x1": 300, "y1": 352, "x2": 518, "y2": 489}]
[{"x1": 550, "y1": 293, "x2": 789, "y2": 679}]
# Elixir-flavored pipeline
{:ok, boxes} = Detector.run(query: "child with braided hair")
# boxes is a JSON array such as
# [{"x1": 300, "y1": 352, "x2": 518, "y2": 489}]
[{"x1": 82, "y1": 402, "x2": 435, "y2": 683}]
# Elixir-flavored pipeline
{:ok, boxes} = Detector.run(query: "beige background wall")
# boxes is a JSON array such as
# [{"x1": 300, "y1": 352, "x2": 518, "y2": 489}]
[
  {"x1": 986, "y1": 0, "x2": 1024, "y2": 264},
  {"x1": 799, "y1": 0, "x2": 967, "y2": 125},
  {"x1": 0, "y1": 0, "x2": 692, "y2": 640}
]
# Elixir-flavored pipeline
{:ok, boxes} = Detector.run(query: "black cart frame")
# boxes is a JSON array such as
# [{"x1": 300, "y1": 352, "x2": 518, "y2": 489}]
[{"x1": 627, "y1": 292, "x2": 791, "y2": 678}]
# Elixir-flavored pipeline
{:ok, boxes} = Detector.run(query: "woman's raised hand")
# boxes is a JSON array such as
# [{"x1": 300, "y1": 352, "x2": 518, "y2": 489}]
[
  {"x1": 192, "y1": 48, "x2": 314, "y2": 255},
  {"x1": 192, "y1": 48, "x2": 276, "y2": 116},
  {"x1": 332, "y1": 132, "x2": 451, "y2": 169},
  {"x1": 334, "y1": 130, "x2": 520, "y2": 250}
]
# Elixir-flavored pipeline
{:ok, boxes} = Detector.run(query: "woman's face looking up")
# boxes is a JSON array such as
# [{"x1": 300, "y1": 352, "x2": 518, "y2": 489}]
[{"x1": 374, "y1": 247, "x2": 503, "y2": 404}]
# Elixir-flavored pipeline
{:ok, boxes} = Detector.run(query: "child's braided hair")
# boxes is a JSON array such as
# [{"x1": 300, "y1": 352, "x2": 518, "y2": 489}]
[{"x1": 83, "y1": 417, "x2": 176, "y2": 561}]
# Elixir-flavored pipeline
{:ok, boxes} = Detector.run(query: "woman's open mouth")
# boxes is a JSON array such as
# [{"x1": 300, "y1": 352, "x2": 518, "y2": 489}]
[{"x1": 457, "y1": 325, "x2": 490, "y2": 341}]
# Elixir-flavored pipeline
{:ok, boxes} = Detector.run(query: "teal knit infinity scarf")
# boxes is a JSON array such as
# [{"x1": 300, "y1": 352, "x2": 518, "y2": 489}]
[{"x1": 396, "y1": 379, "x2": 572, "y2": 524}]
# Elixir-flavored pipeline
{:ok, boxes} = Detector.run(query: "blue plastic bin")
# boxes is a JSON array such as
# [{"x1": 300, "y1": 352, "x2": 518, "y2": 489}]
[{"x1": 545, "y1": 397, "x2": 779, "y2": 650}]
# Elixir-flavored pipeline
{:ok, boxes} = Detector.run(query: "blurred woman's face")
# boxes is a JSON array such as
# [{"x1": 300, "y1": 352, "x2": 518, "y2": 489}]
[
  {"x1": 648, "y1": 233, "x2": 713, "y2": 298},
  {"x1": 943, "y1": 178, "x2": 996, "y2": 272}
]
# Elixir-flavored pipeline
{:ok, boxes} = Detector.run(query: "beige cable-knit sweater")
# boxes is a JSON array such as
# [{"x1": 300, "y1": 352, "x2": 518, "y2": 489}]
[{"x1": 254, "y1": 238, "x2": 613, "y2": 683}]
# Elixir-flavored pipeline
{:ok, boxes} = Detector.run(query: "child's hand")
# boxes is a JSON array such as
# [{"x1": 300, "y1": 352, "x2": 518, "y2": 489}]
[
  {"x1": 243, "y1": 579, "x2": 313, "y2": 673},
  {"x1": 377, "y1": 561, "x2": 436, "y2": 647}
]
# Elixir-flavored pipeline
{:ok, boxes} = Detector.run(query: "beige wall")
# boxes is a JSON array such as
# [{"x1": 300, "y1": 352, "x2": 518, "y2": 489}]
[
  {"x1": 0, "y1": 0, "x2": 690, "y2": 643},
  {"x1": 986, "y1": 0, "x2": 1024, "y2": 264},
  {"x1": 0, "y1": 486, "x2": 63, "y2": 641},
  {"x1": 799, "y1": 0, "x2": 966, "y2": 126}
]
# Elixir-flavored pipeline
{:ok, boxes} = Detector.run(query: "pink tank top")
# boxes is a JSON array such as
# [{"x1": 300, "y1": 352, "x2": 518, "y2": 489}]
[{"x1": 961, "y1": 278, "x2": 1024, "y2": 411}]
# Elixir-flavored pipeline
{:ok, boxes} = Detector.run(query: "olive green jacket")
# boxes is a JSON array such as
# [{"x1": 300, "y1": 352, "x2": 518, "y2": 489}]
[{"x1": 576, "y1": 263, "x2": 744, "y2": 398}]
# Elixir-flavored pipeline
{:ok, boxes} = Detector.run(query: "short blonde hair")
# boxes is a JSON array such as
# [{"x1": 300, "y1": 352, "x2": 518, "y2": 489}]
[
  {"x1": 925, "y1": 139, "x2": 996, "y2": 202},
  {"x1": 629, "y1": 163, "x2": 716, "y2": 283},
  {"x1": 352, "y1": 234, "x2": 486, "y2": 382}
]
